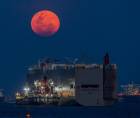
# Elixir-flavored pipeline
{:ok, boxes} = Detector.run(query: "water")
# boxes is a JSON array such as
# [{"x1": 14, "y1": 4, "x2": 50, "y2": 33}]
[{"x1": 0, "y1": 97, "x2": 140, "y2": 118}]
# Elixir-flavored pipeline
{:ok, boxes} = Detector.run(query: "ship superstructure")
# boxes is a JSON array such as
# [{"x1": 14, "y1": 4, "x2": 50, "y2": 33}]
[{"x1": 75, "y1": 54, "x2": 117, "y2": 106}]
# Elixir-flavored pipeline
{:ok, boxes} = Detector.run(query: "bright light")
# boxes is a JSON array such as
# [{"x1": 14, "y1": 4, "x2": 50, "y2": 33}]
[
  {"x1": 54, "y1": 86, "x2": 70, "y2": 91},
  {"x1": 41, "y1": 86, "x2": 44, "y2": 89},
  {"x1": 34, "y1": 81, "x2": 38, "y2": 87},
  {"x1": 50, "y1": 81, "x2": 54, "y2": 85},
  {"x1": 62, "y1": 87, "x2": 70, "y2": 91},
  {"x1": 54, "y1": 87, "x2": 61, "y2": 91},
  {"x1": 16, "y1": 92, "x2": 20, "y2": 96},
  {"x1": 38, "y1": 82, "x2": 41, "y2": 86},
  {"x1": 23, "y1": 87, "x2": 30, "y2": 92}
]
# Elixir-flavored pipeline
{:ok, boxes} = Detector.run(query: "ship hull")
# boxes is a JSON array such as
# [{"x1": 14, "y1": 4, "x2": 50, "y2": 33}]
[{"x1": 16, "y1": 96, "x2": 60, "y2": 105}]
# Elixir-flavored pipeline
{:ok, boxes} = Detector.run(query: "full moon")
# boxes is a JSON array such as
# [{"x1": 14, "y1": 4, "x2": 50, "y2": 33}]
[{"x1": 31, "y1": 10, "x2": 60, "y2": 37}]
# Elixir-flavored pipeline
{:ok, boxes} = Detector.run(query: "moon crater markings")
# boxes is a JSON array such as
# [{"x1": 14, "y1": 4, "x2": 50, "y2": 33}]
[{"x1": 31, "y1": 10, "x2": 60, "y2": 37}]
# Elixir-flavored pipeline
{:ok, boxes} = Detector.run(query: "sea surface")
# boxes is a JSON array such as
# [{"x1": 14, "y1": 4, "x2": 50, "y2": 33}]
[{"x1": 0, "y1": 97, "x2": 140, "y2": 118}]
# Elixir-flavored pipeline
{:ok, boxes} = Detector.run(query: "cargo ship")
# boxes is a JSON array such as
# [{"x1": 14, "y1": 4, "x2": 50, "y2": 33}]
[{"x1": 16, "y1": 53, "x2": 117, "y2": 106}]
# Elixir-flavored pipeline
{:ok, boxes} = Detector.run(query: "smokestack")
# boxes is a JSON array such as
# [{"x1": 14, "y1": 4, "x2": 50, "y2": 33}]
[{"x1": 104, "y1": 53, "x2": 110, "y2": 65}]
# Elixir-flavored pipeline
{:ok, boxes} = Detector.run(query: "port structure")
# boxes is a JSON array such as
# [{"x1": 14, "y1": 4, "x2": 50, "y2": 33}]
[{"x1": 120, "y1": 82, "x2": 140, "y2": 96}]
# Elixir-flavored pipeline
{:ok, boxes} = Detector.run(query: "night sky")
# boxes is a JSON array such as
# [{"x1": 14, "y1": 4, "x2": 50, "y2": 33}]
[{"x1": 0, "y1": 0, "x2": 140, "y2": 95}]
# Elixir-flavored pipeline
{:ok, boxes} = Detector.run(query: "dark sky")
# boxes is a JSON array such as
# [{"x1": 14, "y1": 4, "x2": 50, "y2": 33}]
[{"x1": 0, "y1": 0, "x2": 140, "y2": 95}]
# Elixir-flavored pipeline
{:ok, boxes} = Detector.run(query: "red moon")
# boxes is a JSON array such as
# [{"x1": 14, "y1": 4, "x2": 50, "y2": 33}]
[{"x1": 31, "y1": 10, "x2": 60, "y2": 37}]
